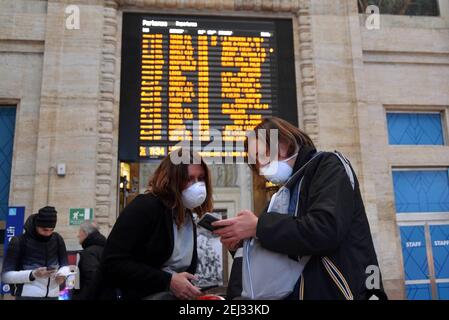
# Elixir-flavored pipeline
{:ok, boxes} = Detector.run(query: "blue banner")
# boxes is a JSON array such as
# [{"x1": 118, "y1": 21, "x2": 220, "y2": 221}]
[{"x1": 1, "y1": 207, "x2": 25, "y2": 295}]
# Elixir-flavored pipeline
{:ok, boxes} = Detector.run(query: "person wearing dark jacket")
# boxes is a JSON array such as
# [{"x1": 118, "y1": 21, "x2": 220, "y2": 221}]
[
  {"x1": 72, "y1": 222, "x2": 106, "y2": 300},
  {"x1": 214, "y1": 117, "x2": 387, "y2": 300},
  {"x1": 1, "y1": 206, "x2": 70, "y2": 299},
  {"x1": 96, "y1": 149, "x2": 214, "y2": 300}
]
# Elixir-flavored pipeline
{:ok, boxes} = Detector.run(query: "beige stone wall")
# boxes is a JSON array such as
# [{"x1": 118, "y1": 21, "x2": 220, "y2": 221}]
[
  {"x1": 30, "y1": 0, "x2": 105, "y2": 250},
  {"x1": 0, "y1": 0, "x2": 107, "y2": 250},
  {"x1": 306, "y1": 0, "x2": 449, "y2": 300},
  {"x1": 357, "y1": 12, "x2": 449, "y2": 299},
  {"x1": 1, "y1": 0, "x2": 449, "y2": 299},
  {"x1": 0, "y1": 0, "x2": 47, "y2": 234}
]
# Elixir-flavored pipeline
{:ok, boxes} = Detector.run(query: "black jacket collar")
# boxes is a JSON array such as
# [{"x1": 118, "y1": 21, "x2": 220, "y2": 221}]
[
  {"x1": 292, "y1": 145, "x2": 318, "y2": 174},
  {"x1": 82, "y1": 230, "x2": 107, "y2": 249}
]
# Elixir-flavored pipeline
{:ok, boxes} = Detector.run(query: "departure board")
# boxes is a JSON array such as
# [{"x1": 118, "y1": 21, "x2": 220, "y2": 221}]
[{"x1": 119, "y1": 14, "x2": 297, "y2": 161}]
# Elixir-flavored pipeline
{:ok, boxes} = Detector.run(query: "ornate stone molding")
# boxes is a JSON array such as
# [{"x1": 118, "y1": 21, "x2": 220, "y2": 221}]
[
  {"x1": 295, "y1": 1, "x2": 319, "y2": 144},
  {"x1": 95, "y1": 0, "x2": 119, "y2": 231},
  {"x1": 117, "y1": 0, "x2": 301, "y2": 12},
  {"x1": 95, "y1": 0, "x2": 319, "y2": 227}
]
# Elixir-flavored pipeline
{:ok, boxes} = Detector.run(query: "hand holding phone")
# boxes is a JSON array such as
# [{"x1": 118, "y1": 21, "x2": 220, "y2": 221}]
[
  {"x1": 200, "y1": 285, "x2": 218, "y2": 292},
  {"x1": 197, "y1": 213, "x2": 222, "y2": 232},
  {"x1": 46, "y1": 266, "x2": 57, "y2": 272}
]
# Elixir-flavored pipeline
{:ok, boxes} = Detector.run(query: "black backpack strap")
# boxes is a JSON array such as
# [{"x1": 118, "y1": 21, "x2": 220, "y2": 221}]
[
  {"x1": 56, "y1": 233, "x2": 61, "y2": 266},
  {"x1": 333, "y1": 151, "x2": 355, "y2": 190},
  {"x1": 17, "y1": 235, "x2": 26, "y2": 270},
  {"x1": 11, "y1": 235, "x2": 27, "y2": 297},
  {"x1": 53, "y1": 232, "x2": 67, "y2": 268}
]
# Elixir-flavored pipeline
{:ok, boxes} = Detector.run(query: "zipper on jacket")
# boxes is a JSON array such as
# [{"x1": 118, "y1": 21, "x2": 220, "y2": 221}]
[
  {"x1": 245, "y1": 240, "x2": 255, "y2": 299},
  {"x1": 45, "y1": 278, "x2": 50, "y2": 298},
  {"x1": 299, "y1": 275, "x2": 304, "y2": 300},
  {"x1": 322, "y1": 257, "x2": 353, "y2": 300},
  {"x1": 45, "y1": 242, "x2": 49, "y2": 298}
]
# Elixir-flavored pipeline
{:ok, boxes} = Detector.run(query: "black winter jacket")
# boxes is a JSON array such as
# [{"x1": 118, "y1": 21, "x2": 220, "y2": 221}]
[
  {"x1": 1, "y1": 214, "x2": 68, "y2": 297},
  {"x1": 97, "y1": 193, "x2": 197, "y2": 300},
  {"x1": 72, "y1": 230, "x2": 106, "y2": 300},
  {"x1": 256, "y1": 146, "x2": 386, "y2": 300}
]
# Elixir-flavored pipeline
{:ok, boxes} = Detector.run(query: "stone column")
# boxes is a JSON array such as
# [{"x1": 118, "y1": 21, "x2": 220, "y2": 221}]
[{"x1": 438, "y1": 0, "x2": 449, "y2": 21}]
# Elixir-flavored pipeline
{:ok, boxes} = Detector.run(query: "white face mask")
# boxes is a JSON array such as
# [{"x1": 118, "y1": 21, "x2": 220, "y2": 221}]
[
  {"x1": 259, "y1": 153, "x2": 298, "y2": 185},
  {"x1": 182, "y1": 182, "x2": 207, "y2": 209}
]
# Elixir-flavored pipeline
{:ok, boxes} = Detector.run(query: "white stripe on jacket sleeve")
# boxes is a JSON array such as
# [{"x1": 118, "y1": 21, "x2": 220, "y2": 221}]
[{"x1": 2, "y1": 270, "x2": 33, "y2": 284}]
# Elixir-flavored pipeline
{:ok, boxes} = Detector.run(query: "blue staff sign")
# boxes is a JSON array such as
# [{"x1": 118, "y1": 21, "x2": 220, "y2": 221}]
[{"x1": 1, "y1": 207, "x2": 25, "y2": 295}]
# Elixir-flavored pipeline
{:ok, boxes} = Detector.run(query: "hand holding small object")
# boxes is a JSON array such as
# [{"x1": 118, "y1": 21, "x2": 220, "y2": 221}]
[
  {"x1": 212, "y1": 210, "x2": 258, "y2": 242},
  {"x1": 170, "y1": 272, "x2": 202, "y2": 300},
  {"x1": 32, "y1": 267, "x2": 55, "y2": 279},
  {"x1": 54, "y1": 273, "x2": 66, "y2": 286}
]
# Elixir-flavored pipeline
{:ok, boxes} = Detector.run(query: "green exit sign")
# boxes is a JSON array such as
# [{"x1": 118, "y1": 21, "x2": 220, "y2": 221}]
[{"x1": 69, "y1": 208, "x2": 93, "y2": 225}]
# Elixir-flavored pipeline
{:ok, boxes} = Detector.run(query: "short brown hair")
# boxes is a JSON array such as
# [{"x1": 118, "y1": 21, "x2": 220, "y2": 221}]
[
  {"x1": 245, "y1": 117, "x2": 315, "y2": 172},
  {"x1": 147, "y1": 148, "x2": 213, "y2": 228}
]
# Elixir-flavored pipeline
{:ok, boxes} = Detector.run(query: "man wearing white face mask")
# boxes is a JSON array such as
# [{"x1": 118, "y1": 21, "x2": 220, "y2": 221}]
[
  {"x1": 214, "y1": 117, "x2": 386, "y2": 300},
  {"x1": 95, "y1": 149, "x2": 214, "y2": 300}
]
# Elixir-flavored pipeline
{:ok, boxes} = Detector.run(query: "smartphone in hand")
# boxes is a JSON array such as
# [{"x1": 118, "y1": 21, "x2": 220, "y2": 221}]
[
  {"x1": 197, "y1": 213, "x2": 222, "y2": 232},
  {"x1": 200, "y1": 285, "x2": 218, "y2": 292}
]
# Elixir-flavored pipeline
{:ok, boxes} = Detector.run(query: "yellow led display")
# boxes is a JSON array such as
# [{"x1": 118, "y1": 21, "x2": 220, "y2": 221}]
[{"x1": 135, "y1": 22, "x2": 276, "y2": 158}]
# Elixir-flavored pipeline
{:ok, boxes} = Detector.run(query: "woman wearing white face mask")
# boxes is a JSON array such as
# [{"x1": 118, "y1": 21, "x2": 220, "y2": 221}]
[
  {"x1": 214, "y1": 117, "x2": 386, "y2": 300},
  {"x1": 96, "y1": 148, "x2": 213, "y2": 300}
]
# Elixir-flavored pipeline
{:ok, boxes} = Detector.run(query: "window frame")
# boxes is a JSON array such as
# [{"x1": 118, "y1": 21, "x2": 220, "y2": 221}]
[
  {"x1": 397, "y1": 221, "x2": 449, "y2": 300},
  {"x1": 384, "y1": 107, "x2": 448, "y2": 147},
  {"x1": 391, "y1": 167, "x2": 449, "y2": 216}
]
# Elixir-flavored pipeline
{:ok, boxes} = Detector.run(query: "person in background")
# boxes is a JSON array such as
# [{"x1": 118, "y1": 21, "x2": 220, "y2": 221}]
[
  {"x1": 96, "y1": 149, "x2": 214, "y2": 300},
  {"x1": 71, "y1": 221, "x2": 106, "y2": 300},
  {"x1": 1, "y1": 206, "x2": 70, "y2": 299}
]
